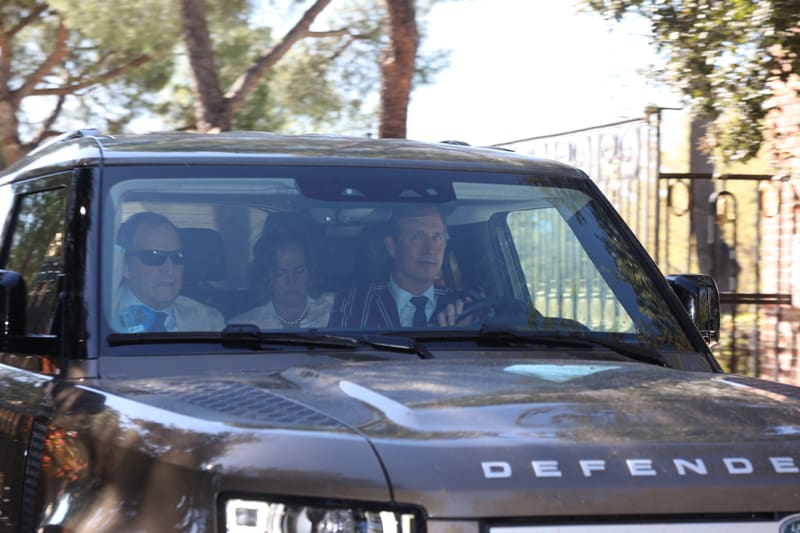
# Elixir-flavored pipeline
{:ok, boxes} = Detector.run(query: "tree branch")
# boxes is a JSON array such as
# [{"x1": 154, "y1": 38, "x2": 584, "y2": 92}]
[
  {"x1": 6, "y1": 3, "x2": 49, "y2": 38},
  {"x1": 224, "y1": 0, "x2": 333, "y2": 115},
  {"x1": 28, "y1": 53, "x2": 151, "y2": 97},
  {"x1": 325, "y1": 31, "x2": 373, "y2": 62},
  {"x1": 13, "y1": 22, "x2": 69, "y2": 102},
  {"x1": 304, "y1": 27, "x2": 373, "y2": 61},
  {"x1": 0, "y1": 31, "x2": 12, "y2": 88},
  {"x1": 306, "y1": 28, "x2": 351, "y2": 38},
  {"x1": 28, "y1": 94, "x2": 66, "y2": 147}
]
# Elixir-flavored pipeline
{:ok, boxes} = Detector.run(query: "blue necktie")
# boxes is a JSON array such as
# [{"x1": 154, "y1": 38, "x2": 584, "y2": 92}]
[
  {"x1": 151, "y1": 311, "x2": 168, "y2": 332},
  {"x1": 411, "y1": 296, "x2": 428, "y2": 327}
]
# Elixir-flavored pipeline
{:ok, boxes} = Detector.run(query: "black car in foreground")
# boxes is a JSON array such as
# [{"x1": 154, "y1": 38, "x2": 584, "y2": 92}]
[{"x1": 0, "y1": 130, "x2": 798, "y2": 532}]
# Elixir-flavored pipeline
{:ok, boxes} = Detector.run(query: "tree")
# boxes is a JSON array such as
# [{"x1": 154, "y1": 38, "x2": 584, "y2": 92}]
[
  {"x1": 176, "y1": 0, "x2": 430, "y2": 137},
  {"x1": 278, "y1": 0, "x2": 447, "y2": 137},
  {"x1": 178, "y1": 0, "x2": 344, "y2": 132},
  {"x1": 379, "y1": 0, "x2": 418, "y2": 138},
  {"x1": 0, "y1": 0, "x2": 180, "y2": 167},
  {"x1": 583, "y1": 0, "x2": 800, "y2": 163},
  {"x1": 153, "y1": 2, "x2": 357, "y2": 134},
  {"x1": 2, "y1": 0, "x2": 448, "y2": 167}
]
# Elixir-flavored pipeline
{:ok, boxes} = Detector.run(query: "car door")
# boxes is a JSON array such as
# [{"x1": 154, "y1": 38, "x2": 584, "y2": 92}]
[{"x1": 0, "y1": 172, "x2": 70, "y2": 532}]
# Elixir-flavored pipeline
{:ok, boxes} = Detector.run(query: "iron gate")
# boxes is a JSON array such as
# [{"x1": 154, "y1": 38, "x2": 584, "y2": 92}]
[{"x1": 496, "y1": 112, "x2": 785, "y2": 375}]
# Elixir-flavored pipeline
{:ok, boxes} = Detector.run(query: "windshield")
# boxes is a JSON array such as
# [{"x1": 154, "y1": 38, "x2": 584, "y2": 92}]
[{"x1": 102, "y1": 165, "x2": 693, "y2": 352}]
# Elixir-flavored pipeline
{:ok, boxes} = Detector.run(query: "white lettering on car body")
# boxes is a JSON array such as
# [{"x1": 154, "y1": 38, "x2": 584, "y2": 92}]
[
  {"x1": 579, "y1": 460, "x2": 606, "y2": 477},
  {"x1": 531, "y1": 461, "x2": 562, "y2": 477},
  {"x1": 481, "y1": 456, "x2": 799, "y2": 479},
  {"x1": 770, "y1": 456, "x2": 799, "y2": 473},
  {"x1": 627, "y1": 459, "x2": 657, "y2": 476},
  {"x1": 674, "y1": 458, "x2": 708, "y2": 476},
  {"x1": 481, "y1": 461, "x2": 512, "y2": 478},
  {"x1": 724, "y1": 458, "x2": 754, "y2": 474}
]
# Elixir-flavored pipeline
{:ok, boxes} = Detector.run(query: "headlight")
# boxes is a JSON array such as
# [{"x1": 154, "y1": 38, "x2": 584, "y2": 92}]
[{"x1": 223, "y1": 498, "x2": 420, "y2": 533}]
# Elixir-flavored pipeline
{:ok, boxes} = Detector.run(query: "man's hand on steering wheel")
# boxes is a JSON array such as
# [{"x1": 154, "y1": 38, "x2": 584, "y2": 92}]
[{"x1": 436, "y1": 288, "x2": 486, "y2": 326}]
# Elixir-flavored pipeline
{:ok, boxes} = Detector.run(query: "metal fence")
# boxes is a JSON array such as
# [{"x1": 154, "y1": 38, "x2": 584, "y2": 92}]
[{"x1": 496, "y1": 113, "x2": 781, "y2": 375}]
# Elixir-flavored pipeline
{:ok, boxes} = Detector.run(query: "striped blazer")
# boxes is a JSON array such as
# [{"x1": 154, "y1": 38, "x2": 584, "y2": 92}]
[{"x1": 329, "y1": 282, "x2": 455, "y2": 329}]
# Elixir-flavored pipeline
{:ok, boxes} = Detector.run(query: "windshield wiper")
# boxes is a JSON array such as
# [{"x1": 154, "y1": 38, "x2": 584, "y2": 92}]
[
  {"x1": 220, "y1": 324, "x2": 361, "y2": 349},
  {"x1": 107, "y1": 325, "x2": 361, "y2": 349},
  {"x1": 222, "y1": 325, "x2": 435, "y2": 358},
  {"x1": 109, "y1": 324, "x2": 432, "y2": 358},
  {"x1": 222, "y1": 325, "x2": 432, "y2": 358},
  {"x1": 396, "y1": 326, "x2": 668, "y2": 367}
]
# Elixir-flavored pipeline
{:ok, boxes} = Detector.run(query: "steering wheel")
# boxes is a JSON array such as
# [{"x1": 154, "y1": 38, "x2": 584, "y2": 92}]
[{"x1": 454, "y1": 297, "x2": 541, "y2": 325}]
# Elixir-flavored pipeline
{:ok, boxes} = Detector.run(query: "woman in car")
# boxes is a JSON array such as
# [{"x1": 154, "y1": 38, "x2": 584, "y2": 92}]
[{"x1": 230, "y1": 227, "x2": 334, "y2": 329}]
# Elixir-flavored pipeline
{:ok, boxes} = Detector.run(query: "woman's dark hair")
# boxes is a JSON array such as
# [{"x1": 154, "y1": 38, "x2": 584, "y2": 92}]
[{"x1": 250, "y1": 215, "x2": 321, "y2": 302}]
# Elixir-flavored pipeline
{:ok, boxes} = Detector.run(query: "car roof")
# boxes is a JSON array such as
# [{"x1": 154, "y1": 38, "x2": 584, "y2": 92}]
[{"x1": 0, "y1": 130, "x2": 586, "y2": 184}]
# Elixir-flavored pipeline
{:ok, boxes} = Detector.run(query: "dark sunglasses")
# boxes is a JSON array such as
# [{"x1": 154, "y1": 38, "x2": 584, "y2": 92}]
[{"x1": 128, "y1": 249, "x2": 186, "y2": 266}]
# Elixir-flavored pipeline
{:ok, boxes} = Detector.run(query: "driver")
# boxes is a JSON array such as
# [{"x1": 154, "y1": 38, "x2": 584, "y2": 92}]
[{"x1": 329, "y1": 206, "x2": 480, "y2": 328}]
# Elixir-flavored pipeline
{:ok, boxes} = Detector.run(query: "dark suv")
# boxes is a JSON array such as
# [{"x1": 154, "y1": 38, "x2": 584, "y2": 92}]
[{"x1": 0, "y1": 130, "x2": 798, "y2": 532}]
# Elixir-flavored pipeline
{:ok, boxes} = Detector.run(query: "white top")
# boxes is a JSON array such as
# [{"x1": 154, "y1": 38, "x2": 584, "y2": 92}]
[
  {"x1": 112, "y1": 284, "x2": 225, "y2": 332},
  {"x1": 230, "y1": 293, "x2": 335, "y2": 329}
]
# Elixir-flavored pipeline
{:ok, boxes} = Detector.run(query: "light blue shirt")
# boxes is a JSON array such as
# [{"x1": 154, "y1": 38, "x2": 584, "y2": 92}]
[
  {"x1": 388, "y1": 276, "x2": 436, "y2": 327},
  {"x1": 113, "y1": 284, "x2": 178, "y2": 332}
]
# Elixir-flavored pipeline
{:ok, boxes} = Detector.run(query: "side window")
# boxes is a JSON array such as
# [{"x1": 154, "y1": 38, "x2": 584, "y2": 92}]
[
  {"x1": 508, "y1": 208, "x2": 635, "y2": 332},
  {"x1": 5, "y1": 187, "x2": 67, "y2": 335}
]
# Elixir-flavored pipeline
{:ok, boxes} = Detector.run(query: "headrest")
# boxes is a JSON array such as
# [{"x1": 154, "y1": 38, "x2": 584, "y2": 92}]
[
  {"x1": 355, "y1": 223, "x2": 392, "y2": 284},
  {"x1": 179, "y1": 228, "x2": 225, "y2": 284}
]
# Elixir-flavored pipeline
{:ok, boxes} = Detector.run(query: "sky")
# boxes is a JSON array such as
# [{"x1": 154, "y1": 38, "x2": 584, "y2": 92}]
[
  {"x1": 121, "y1": 0, "x2": 683, "y2": 143},
  {"x1": 405, "y1": 0, "x2": 683, "y2": 146}
]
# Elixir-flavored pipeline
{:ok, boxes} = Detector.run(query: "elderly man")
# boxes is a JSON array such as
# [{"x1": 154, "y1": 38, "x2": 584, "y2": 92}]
[
  {"x1": 330, "y1": 206, "x2": 476, "y2": 328},
  {"x1": 112, "y1": 212, "x2": 225, "y2": 332}
]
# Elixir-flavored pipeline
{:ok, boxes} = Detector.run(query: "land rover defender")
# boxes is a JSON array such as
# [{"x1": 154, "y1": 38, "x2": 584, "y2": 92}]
[{"x1": 0, "y1": 130, "x2": 798, "y2": 532}]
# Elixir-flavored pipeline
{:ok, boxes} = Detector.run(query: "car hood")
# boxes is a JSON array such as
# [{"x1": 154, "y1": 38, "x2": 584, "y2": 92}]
[{"x1": 102, "y1": 358, "x2": 800, "y2": 517}]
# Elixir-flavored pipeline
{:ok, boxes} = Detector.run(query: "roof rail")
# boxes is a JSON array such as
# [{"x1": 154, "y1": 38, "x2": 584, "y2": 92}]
[
  {"x1": 26, "y1": 128, "x2": 102, "y2": 157},
  {"x1": 484, "y1": 146, "x2": 514, "y2": 152},
  {"x1": 439, "y1": 140, "x2": 470, "y2": 146}
]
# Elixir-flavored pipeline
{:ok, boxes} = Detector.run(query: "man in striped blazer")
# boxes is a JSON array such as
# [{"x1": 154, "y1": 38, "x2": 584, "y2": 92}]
[{"x1": 329, "y1": 206, "x2": 474, "y2": 329}]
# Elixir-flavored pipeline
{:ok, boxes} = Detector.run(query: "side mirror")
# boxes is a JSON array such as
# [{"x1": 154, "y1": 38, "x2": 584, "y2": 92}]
[
  {"x1": 666, "y1": 274, "x2": 720, "y2": 344},
  {"x1": 0, "y1": 270, "x2": 26, "y2": 336}
]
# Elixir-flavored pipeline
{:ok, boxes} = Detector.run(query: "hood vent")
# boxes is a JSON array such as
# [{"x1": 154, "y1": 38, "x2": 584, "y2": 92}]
[{"x1": 130, "y1": 380, "x2": 345, "y2": 428}]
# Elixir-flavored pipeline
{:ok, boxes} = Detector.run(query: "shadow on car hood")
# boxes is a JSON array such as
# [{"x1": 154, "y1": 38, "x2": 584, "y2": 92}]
[
  {"x1": 105, "y1": 357, "x2": 800, "y2": 446},
  {"x1": 102, "y1": 358, "x2": 800, "y2": 517}
]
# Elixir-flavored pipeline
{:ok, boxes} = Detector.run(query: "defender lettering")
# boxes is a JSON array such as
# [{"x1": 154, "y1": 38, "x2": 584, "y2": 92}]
[{"x1": 482, "y1": 456, "x2": 800, "y2": 478}]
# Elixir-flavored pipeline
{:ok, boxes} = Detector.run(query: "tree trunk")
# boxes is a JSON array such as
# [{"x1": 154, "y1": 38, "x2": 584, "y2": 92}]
[
  {"x1": 0, "y1": 100, "x2": 22, "y2": 168},
  {"x1": 178, "y1": 0, "x2": 230, "y2": 132},
  {"x1": 178, "y1": 0, "x2": 333, "y2": 133},
  {"x1": 378, "y1": 0, "x2": 418, "y2": 139}
]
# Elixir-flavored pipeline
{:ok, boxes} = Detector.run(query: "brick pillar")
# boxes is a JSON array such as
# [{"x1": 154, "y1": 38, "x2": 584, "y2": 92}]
[{"x1": 761, "y1": 60, "x2": 800, "y2": 384}]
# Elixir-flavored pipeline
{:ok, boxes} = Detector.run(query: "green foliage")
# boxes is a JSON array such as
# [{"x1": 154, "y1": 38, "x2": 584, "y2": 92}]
[
  {"x1": 154, "y1": 0, "x2": 450, "y2": 136},
  {"x1": 8, "y1": 0, "x2": 450, "y2": 143},
  {"x1": 9, "y1": 11, "x2": 60, "y2": 82},
  {"x1": 274, "y1": 0, "x2": 449, "y2": 135},
  {"x1": 582, "y1": 0, "x2": 800, "y2": 164},
  {"x1": 48, "y1": 0, "x2": 180, "y2": 56},
  {"x1": 6, "y1": 0, "x2": 180, "y2": 139}
]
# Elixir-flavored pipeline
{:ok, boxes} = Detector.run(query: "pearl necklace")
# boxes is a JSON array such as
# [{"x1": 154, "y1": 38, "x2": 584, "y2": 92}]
[{"x1": 275, "y1": 302, "x2": 309, "y2": 326}]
